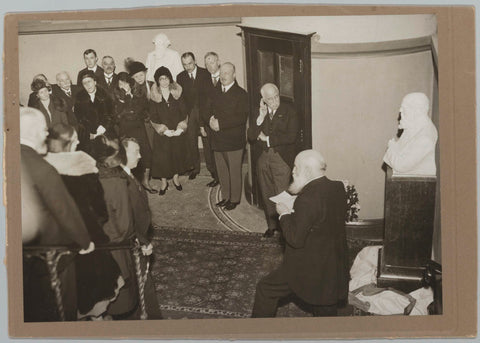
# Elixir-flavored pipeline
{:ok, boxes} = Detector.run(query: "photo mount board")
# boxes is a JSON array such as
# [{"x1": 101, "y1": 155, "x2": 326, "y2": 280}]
[{"x1": 4, "y1": 4, "x2": 477, "y2": 339}]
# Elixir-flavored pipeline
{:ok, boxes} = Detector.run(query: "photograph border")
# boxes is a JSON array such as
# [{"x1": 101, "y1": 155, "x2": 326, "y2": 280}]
[{"x1": 4, "y1": 4, "x2": 477, "y2": 339}]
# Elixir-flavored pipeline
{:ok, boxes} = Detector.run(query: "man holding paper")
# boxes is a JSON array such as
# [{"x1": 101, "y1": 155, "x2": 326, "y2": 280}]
[
  {"x1": 247, "y1": 83, "x2": 299, "y2": 237},
  {"x1": 252, "y1": 150, "x2": 349, "y2": 317}
]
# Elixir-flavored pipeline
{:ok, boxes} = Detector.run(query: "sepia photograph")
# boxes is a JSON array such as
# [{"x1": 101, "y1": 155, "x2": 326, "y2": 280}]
[{"x1": 3, "y1": 3, "x2": 476, "y2": 340}]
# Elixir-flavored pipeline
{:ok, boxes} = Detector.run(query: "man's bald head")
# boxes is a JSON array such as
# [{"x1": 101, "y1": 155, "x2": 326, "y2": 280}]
[
  {"x1": 260, "y1": 83, "x2": 280, "y2": 111},
  {"x1": 219, "y1": 62, "x2": 236, "y2": 86},
  {"x1": 20, "y1": 107, "x2": 49, "y2": 154},
  {"x1": 295, "y1": 150, "x2": 327, "y2": 180}
]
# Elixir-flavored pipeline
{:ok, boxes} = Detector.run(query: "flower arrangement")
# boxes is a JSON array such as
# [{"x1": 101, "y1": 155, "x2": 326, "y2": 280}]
[{"x1": 342, "y1": 180, "x2": 360, "y2": 222}]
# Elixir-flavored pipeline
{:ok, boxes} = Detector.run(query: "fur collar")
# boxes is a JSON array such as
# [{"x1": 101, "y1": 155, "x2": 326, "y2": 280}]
[
  {"x1": 150, "y1": 82, "x2": 182, "y2": 103},
  {"x1": 44, "y1": 151, "x2": 98, "y2": 176}
]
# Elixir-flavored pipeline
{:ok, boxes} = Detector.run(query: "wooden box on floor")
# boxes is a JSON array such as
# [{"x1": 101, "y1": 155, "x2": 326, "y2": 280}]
[{"x1": 377, "y1": 167, "x2": 437, "y2": 293}]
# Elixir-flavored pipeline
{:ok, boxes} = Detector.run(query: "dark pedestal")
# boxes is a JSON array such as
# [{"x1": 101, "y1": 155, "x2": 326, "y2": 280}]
[{"x1": 377, "y1": 167, "x2": 436, "y2": 293}]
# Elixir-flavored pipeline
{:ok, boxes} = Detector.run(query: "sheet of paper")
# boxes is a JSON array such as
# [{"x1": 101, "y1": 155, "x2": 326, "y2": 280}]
[{"x1": 269, "y1": 191, "x2": 297, "y2": 212}]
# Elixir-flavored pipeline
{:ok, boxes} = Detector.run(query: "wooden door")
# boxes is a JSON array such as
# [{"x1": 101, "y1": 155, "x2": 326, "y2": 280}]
[{"x1": 240, "y1": 26, "x2": 314, "y2": 206}]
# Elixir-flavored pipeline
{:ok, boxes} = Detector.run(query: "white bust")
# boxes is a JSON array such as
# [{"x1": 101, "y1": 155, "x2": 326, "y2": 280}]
[
  {"x1": 145, "y1": 33, "x2": 183, "y2": 82},
  {"x1": 383, "y1": 92, "x2": 438, "y2": 176}
]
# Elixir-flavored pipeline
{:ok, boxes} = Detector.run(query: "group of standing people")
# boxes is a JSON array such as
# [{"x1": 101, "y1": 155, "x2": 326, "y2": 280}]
[{"x1": 21, "y1": 32, "x2": 355, "y2": 321}]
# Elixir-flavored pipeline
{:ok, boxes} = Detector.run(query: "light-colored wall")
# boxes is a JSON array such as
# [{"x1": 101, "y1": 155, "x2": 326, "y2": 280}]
[
  {"x1": 312, "y1": 51, "x2": 434, "y2": 219},
  {"x1": 18, "y1": 25, "x2": 244, "y2": 106},
  {"x1": 241, "y1": 15, "x2": 437, "y2": 43}
]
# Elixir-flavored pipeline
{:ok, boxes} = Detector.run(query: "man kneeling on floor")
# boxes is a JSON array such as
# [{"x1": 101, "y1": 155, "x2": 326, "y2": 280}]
[{"x1": 251, "y1": 150, "x2": 349, "y2": 317}]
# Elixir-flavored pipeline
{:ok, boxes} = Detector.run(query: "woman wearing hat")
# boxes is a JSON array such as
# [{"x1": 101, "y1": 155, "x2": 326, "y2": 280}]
[
  {"x1": 148, "y1": 66, "x2": 188, "y2": 195},
  {"x1": 30, "y1": 78, "x2": 70, "y2": 129},
  {"x1": 113, "y1": 72, "x2": 156, "y2": 193}
]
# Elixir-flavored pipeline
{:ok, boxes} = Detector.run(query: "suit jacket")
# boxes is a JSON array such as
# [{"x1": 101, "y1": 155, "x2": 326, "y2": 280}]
[
  {"x1": 21, "y1": 144, "x2": 90, "y2": 249},
  {"x1": 210, "y1": 81, "x2": 249, "y2": 151},
  {"x1": 199, "y1": 74, "x2": 222, "y2": 127},
  {"x1": 74, "y1": 86, "x2": 114, "y2": 144},
  {"x1": 176, "y1": 66, "x2": 211, "y2": 115},
  {"x1": 279, "y1": 176, "x2": 349, "y2": 305},
  {"x1": 122, "y1": 170, "x2": 151, "y2": 245},
  {"x1": 247, "y1": 103, "x2": 299, "y2": 168},
  {"x1": 96, "y1": 73, "x2": 119, "y2": 99},
  {"x1": 52, "y1": 84, "x2": 80, "y2": 129},
  {"x1": 77, "y1": 65, "x2": 105, "y2": 86},
  {"x1": 31, "y1": 96, "x2": 69, "y2": 129}
]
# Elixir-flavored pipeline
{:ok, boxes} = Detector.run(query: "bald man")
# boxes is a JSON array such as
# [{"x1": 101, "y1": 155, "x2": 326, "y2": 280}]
[
  {"x1": 21, "y1": 107, "x2": 92, "y2": 321},
  {"x1": 252, "y1": 150, "x2": 349, "y2": 317},
  {"x1": 208, "y1": 62, "x2": 249, "y2": 211},
  {"x1": 52, "y1": 71, "x2": 80, "y2": 128},
  {"x1": 247, "y1": 83, "x2": 299, "y2": 237}
]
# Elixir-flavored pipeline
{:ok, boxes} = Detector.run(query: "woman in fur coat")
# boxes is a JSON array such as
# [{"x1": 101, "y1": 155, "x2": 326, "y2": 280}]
[{"x1": 44, "y1": 123, "x2": 123, "y2": 320}]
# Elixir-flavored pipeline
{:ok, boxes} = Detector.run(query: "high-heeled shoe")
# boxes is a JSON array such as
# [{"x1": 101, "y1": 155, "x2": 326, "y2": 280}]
[
  {"x1": 159, "y1": 184, "x2": 168, "y2": 195},
  {"x1": 172, "y1": 180, "x2": 182, "y2": 191}
]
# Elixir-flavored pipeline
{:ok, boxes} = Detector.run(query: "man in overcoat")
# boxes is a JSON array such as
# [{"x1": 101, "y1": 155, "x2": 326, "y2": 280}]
[{"x1": 252, "y1": 150, "x2": 349, "y2": 317}]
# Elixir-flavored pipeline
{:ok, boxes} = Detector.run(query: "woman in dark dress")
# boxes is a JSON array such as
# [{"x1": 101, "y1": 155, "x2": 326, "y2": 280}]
[
  {"x1": 148, "y1": 66, "x2": 189, "y2": 194},
  {"x1": 113, "y1": 72, "x2": 156, "y2": 193},
  {"x1": 44, "y1": 123, "x2": 123, "y2": 320}
]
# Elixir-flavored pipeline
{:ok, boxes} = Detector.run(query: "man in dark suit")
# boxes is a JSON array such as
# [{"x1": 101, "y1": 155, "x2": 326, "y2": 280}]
[
  {"x1": 76, "y1": 49, "x2": 104, "y2": 86},
  {"x1": 74, "y1": 71, "x2": 114, "y2": 151},
  {"x1": 252, "y1": 150, "x2": 349, "y2": 317},
  {"x1": 209, "y1": 62, "x2": 249, "y2": 211},
  {"x1": 248, "y1": 83, "x2": 299, "y2": 237},
  {"x1": 96, "y1": 56, "x2": 119, "y2": 99},
  {"x1": 177, "y1": 52, "x2": 212, "y2": 180},
  {"x1": 20, "y1": 107, "x2": 93, "y2": 321},
  {"x1": 199, "y1": 51, "x2": 221, "y2": 187},
  {"x1": 52, "y1": 71, "x2": 80, "y2": 129},
  {"x1": 119, "y1": 137, "x2": 162, "y2": 319}
]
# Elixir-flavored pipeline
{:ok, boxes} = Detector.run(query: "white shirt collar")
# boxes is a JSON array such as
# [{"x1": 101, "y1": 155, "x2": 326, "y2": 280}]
[
  {"x1": 104, "y1": 72, "x2": 114, "y2": 79},
  {"x1": 189, "y1": 66, "x2": 197, "y2": 79},
  {"x1": 88, "y1": 65, "x2": 97, "y2": 73},
  {"x1": 120, "y1": 164, "x2": 132, "y2": 176},
  {"x1": 222, "y1": 81, "x2": 235, "y2": 93},
  {"x1": 211, "y1": 70, "x2": 220, "y2": 78}
]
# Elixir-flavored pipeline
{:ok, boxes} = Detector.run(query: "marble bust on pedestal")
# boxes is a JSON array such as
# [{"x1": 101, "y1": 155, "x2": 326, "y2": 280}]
[
  {"x1": 383, "y1": 92, "x2": 438, "y2": 176},
  {"x1": 145, "y1": 33, "x2": 183, "y2": 83}
]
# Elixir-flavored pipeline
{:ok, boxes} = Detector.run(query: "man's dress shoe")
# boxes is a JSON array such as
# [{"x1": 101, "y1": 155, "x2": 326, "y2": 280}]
[
  {"x1": 207, "y1": 179, "x2": 219, "y2": 187},
  {"x1": 216, "y1": 199, "x2": 228, "y2": 207},
  {"x1": 262, "y1": 228, "x2": 275, "y2": 238},
  {"x1": 223, "y1": 201, "x2": 239, "y2": 211}
]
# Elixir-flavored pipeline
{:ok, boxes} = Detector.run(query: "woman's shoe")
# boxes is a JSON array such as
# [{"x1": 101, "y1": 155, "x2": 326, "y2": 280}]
[
  {"x1": 159, "y1": 184, "x2": 168, "y2": 195},
  {"x1": 173, "y1": 181, "x2": 182, "y2": 191}
]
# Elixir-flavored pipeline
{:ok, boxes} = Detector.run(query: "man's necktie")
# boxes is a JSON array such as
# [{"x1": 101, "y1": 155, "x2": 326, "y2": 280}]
[
  {"x1": 212, "y1": 77, "x2": 218, "y2": 87},
  {"x1": 222, "y1": 86, "x2": 226, "y2": 93},
  {"x1": 66, "y1": 90, "x2": 71, "y2": 97},
  {"x1": 269, "y1": 110, "x2": 274, "y2": 121},
  {"x1": 190, "y1": 73, "x2": 195, "y2": 84},
  {"x1": 106, "y1": 77, "x2": 112, "y2": 86}
]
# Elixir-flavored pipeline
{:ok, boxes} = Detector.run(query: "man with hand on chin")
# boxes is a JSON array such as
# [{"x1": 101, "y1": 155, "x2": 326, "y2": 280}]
[{"x1": 247, "y1": 83, "x2": 299, "y2": 238}]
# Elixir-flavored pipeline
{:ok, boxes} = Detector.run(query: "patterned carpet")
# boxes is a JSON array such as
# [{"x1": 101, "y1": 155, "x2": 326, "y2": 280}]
[{"x1": 150, "y1": 225, "x2": 312, "y2": 319}]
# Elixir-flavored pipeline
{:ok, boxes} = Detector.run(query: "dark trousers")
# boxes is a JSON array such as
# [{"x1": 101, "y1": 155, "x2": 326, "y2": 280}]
[
  {"x1": 257, "y1": 150, "x2": 291, "y2": 230},
  {"x1": 214, "y1": 149, "x2": 243, "y2": 203},
  {"x1": 202, "y1": 128, "x2": 218, "y2": 180},
  {"x1": 252, "y1": 267, "x2": 338, "y2": 318},
  {"x1": 186, "y1": 107, "x2": 201, "y2": 174}
]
